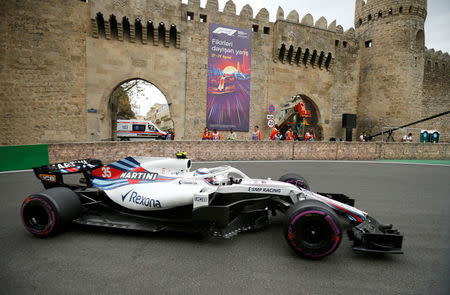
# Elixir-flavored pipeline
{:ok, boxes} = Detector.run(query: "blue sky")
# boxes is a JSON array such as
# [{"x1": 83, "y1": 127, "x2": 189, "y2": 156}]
[{"x1": 182, "y1": 0, "x2": 450, "y2": 52}]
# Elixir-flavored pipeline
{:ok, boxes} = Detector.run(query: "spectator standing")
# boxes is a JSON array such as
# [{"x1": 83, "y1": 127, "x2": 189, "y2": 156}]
[
  {"x1": 165, "y1": 128, "x2": 174, "y2": 140},
  {"x1": 359, "y1": 132, "x2": 366, "y2": 142},
  {"x1": 293, "y1": 131, "x2": 299, "y2": 141},
  {"x1": 402, "y1": 133, "x2": 413, "y2": 142},
  {"x1": 285, "y1": 127, "x2": 293, "y2": 141},
  {"x1": 227, "y1": 129, "x2": 237, "y2": 140},
  {"x1": 270, "y1": 124, "x2": 278, "y2": 140},
  {"x1": 275, "y1": 130, "x2": 282, "y2": 140},
  {"x1": 252, "y1": 126, "x2": 262, "y2": 141},
  {"x1": 165, "y1": 130, "x2": 172, "y2": 140},
  {"x1": 305, "y1": 129, "x2": 316, "y2": 141},
  {"x1": 212, "y1": 129, "x2": 221, "y2": 140},
  {"x1": 202, "y1": 127, "x2": 212, "y2": 140}
]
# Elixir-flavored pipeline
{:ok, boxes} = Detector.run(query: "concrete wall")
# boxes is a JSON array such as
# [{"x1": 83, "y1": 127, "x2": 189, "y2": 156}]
[{"x1": 47, "y1": 141, "x2": 450, "y2": 164}]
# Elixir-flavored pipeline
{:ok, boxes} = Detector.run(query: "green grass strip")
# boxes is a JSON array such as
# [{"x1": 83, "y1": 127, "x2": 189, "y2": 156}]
[
  {"x1": 0, "y1": 145, "x2": 49, "y2": 171},
  {"x1": 379, "y1": 159, "x2": 450, "y2": 166}
]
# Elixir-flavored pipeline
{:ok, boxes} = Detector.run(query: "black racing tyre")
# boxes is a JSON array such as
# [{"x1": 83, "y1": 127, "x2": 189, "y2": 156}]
[
  {"x1": 284, "y1": 200, "x2": 342, "y2": 259},
  {"x1": 20, "y1": 187, "x2": 81, "y2": 237},
  {"x1": 278, "y1": 173, "x2": 310, "y2": 191}
]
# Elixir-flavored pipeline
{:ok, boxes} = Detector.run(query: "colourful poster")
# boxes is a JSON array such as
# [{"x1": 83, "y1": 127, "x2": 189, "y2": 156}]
[{"x1": 206, "y1": 23, "x2": 251, "y2": 131}]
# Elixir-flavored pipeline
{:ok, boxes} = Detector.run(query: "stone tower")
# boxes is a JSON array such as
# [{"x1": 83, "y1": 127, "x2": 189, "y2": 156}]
[{"x1": 354, "y1": 0, "x2": 427, "y2": 136}]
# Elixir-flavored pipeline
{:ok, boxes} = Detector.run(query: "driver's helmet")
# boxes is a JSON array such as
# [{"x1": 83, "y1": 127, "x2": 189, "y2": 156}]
[{"x1": 212, "y1": 174, "x2": 228, "y2": 185}]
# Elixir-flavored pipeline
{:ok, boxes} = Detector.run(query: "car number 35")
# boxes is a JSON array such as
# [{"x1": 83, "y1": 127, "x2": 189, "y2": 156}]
[{"x1": 102, "y1": 167, "x2": 111, "y2": 178}]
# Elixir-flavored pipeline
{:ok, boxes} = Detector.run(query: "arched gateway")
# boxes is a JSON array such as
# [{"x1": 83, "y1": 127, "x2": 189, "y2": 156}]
[
  {"x1": 276, "y1": 94, "x2": 323, "y2": 140},
  {"x1": 109, "y1": 79, "x2": 171, "y2": 140}
]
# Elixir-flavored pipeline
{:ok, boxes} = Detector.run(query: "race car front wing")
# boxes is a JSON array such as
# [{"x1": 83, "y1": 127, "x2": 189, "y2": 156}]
[{"x1": 349, "y1": 215, "x2": 403, "y2": 254}]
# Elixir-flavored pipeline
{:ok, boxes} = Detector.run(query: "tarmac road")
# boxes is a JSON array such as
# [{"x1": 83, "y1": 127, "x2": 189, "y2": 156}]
[{"x1": 1, "y1": 161, "x2": 449, "y2": 295}]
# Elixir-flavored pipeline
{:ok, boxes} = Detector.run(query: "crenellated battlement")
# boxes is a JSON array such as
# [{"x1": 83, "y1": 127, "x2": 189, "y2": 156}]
[
  {"x1": 424, "y1": 48, "x2": 450, "y2": 74},
  {"x1": 182, "y1": 1, "x2": 349, "y2": 32},
  {"x1": 90, "y1": 0, "x2": 357, "y2": 70},
  {"x1": 355, "y1": 0, "x2": 427, "y2": 28}
]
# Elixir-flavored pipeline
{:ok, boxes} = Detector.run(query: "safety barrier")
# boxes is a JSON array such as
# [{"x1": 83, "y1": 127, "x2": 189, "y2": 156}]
[
  {"x1": 1, "y1": 141, "x2": 448, "y2": 171},
  {"x1": 47, "y1": 141, "x2": 450, "y2": 164}
]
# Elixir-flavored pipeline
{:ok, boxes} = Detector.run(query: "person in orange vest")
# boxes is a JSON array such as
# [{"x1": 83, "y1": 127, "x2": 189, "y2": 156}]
[
  {"x1": 285, "y1": 127, "x2": 294, "y2": 141},
  {"x1": 212, "y1": 129, "x2": 221, "y2": 140},
  {"x1": 305, "y1": 129, "x2": 316, "y2": 141},
  {"x1": 252, "y1": 126, "x2": 262, "y2": 141},
  {"x1": 202, "y1": 127, "x2": 212, "y2": 140},
  {"x1": 270, "y1": 124, "x2": 279, "y2": 140}
]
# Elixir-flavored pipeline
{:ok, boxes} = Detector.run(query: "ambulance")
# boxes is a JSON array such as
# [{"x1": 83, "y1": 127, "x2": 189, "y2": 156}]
[{"x1": 116, "y1": 119, "x2": 167, "y2": 141}]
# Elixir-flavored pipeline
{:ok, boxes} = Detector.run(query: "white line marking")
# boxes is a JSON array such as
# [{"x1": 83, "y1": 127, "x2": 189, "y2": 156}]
[
  {"x1": 0, "y1": 169, "x2": 33, "y2": 174},
  {"x1": 193, "y1": 160, "x2": 450, "y2": 166}
]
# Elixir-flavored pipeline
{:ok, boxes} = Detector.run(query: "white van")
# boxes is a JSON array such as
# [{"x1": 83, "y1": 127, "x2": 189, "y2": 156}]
[{"x1": 117, "y1": 119, "x2": 167, "y2": 141}]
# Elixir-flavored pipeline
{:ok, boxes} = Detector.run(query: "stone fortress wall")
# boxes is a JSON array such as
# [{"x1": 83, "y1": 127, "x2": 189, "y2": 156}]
[
  {"x1": 0, "y1": 0, "x2": 89, "y2": 144},
  {"x1": 0, "y1": 0, "x2": 448, "y2": 145}
]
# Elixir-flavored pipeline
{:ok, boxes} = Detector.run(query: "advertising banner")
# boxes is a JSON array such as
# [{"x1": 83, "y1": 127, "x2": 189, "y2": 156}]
[{"x1": 206, "y1": 23, "x2": 251, "y2": 131}]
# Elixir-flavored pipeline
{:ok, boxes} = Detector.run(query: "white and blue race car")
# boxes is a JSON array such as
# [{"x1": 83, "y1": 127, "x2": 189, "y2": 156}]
[{"x1": 21, "y1": 154, "x2": 403, "y2": 259}]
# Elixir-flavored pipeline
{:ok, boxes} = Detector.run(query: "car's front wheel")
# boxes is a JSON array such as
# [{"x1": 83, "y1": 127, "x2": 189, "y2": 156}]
[{"x1": 284, "y1": 200, "x2": 342, "y2": 259}]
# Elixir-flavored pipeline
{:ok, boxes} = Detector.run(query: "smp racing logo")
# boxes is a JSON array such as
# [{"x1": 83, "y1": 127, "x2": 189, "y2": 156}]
[{"x1": 121, "y1": 189, "x2": 161, "y2": 208}]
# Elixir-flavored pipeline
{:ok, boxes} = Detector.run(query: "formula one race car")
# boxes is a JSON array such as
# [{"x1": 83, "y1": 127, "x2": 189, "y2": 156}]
[{"x1": 21, "y1": 155, "x2": 403, "y2": 259}]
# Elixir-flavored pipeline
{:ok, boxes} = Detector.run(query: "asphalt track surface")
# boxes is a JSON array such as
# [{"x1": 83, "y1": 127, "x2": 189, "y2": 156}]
[{"x1": 1, "y1": 161, "x2": 449, "y2": 295}]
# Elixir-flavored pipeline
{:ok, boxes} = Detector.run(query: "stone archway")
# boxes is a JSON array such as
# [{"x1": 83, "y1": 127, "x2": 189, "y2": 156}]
[
  {"x1": 298, "y1": 94, "x2": 323, "y2": 140},
  {"x1": 108, "y1": 79, "x2": 171, "y2": 140},
  {"x1": 86, "y1": 74, "x2": 183, "y2": 142},
  {"x1": 277, "y1": 94, "x2": 323, "y2": 140},
  {"x1": 85, "y1": 35, "x2": 187, "y2": 142}
]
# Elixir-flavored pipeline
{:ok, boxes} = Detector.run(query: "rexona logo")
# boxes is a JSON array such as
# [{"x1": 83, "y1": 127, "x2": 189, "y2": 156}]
[
  {"x1": 121, "y1": 189, "x2": 161, "y2": 208},
  {"x1": 53, "y1": 160, "x2": 89, "y2": 169},
  {"x1": 212, "y1": 27, "x2": 236, "y2": 36},
  {"x1": 119, "y1": 171, "x2": 158, "y2": 181}
]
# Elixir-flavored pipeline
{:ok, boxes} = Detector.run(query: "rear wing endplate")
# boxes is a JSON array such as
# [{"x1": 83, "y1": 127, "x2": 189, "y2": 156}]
[{"x1": 33, "y1": 159, "x2": 103, "y2": 188}]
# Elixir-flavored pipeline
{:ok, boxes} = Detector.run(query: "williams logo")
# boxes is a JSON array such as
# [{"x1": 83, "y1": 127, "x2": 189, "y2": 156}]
[
  {"x1": 51, "y1": 159, "x2": 89, "y2": 169},
  {"x1": 121, "y1": 189, "x2": 161, "y2": 208}
]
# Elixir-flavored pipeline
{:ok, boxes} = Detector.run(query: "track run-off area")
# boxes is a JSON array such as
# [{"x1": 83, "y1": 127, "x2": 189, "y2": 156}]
[{"x1": 1, "y1": 161, "x2": 449, "y2": 295}]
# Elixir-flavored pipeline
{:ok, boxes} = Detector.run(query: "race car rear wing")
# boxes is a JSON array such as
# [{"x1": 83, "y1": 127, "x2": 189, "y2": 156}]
[{"x1": 33, "y1": 159, "x2": 103, "y2": 189}]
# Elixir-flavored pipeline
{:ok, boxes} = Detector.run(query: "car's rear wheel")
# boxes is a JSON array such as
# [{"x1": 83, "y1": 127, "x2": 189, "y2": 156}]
[
  {"x1": 278, "y1": 173, "x2": 310, "y2": 191},
  {"x1": 21, "y1": 187, "x2": 81, "y2": 237},
  {"x1": 284, "y1": 200, "x2": 341, "y2": 259}
]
